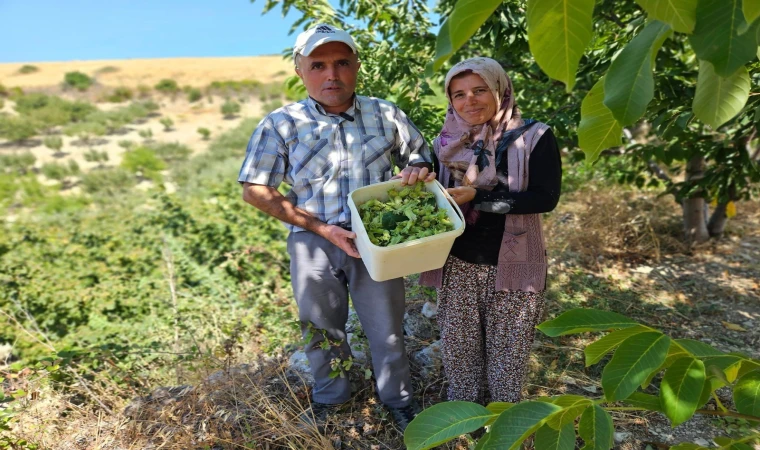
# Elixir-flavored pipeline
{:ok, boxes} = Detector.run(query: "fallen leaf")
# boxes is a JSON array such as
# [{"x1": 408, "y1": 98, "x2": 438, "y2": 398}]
[
  {"x1": 721, "y1": 321, "x2": 747, "y2": 332},
  {"x1": 549, "y1": 359, "x2": 558, "y2": 370}
]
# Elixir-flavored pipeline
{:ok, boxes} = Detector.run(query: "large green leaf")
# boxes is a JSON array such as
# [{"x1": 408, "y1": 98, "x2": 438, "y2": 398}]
[
  {"x1": 604, "y1": 20, "x2": 672, "y2": 125},
  {"x1": 404, "y1": 401, "x2": 495, "y2": 450},
  {"x1": 535, "y1": 423, "x2": 575, "y2": 450},
  {"x1": 693, "y1": 61, "x2": 751, "y2": 128},
  {"x1": 526, "y1": 0, "x2": 595, "y2": 92},
  {"x1": 476, "y1": 401, "x2": 561, "y2": 450},
  {"x1": 689, "y1": 0, "x2": 758, "y2": 77},
  {"x1": 577, "y1": 77, "x2": 624, "y2": 163},
  {"x1": 733, "y1": 369, "x2": 760, "y2": 417},
  {"x1": 702, "y1": 355, "x2": 745, "y2": 383},
  {"x1": 585, "y1": 325, "x2": 651, "y2": 366},
  {"x1": 622, "y1": 392, "x2": 664, "y2": 413},
  {"x1": 674, "y1": 338, "x2": 725, "y2": 357},
  {"x1": 635, "y1": 0, "x2": 698, "y2": 33},
  {"x1": 660, "y1": 356, "x2": 706, "y2": 426},
  {"x1": 578, "y1": 404, "x2": 614, "y2": 450},
  {"x1": 546, "y1": 395, "x2": 593, "y2": 429},
  {"x1": 602, "y1": 331, "x2": 671, "y2": 401},
  {"x1": 742, "y1": 0, "x2": 760, "y2": 32},
  {"x1": 485, "y1": 402, "x2": 514, "y2": 426},
  {"x1": 429, "y1": 0, "x2": 502, "y2": 73},
  {"x1": 668, "y1": 445, "x2": 710, "y2": 450},
  {"x1": 643, "y1": 340, "x2": 689, "y2": 388},
  {"x1": 737, "y1": 359, "x2": 760, "y2": 379},
  {"x1": 536, "y1": 308, "x2": 639, "y2": 337}
]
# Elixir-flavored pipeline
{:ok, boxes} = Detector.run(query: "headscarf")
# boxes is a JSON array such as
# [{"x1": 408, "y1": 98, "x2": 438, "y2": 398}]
[{"x1": 437, "y1": 57, "x2": 524, "y2": 190}]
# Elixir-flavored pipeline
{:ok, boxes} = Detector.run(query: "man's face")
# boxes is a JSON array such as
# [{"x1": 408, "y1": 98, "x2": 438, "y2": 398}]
[{"x1": 295, "y1": 41, "x2": 360, "y2": 114}]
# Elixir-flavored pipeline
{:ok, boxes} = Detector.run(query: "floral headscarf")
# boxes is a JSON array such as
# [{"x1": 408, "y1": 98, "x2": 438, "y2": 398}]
[{"x1": 436, "y1": 57, "x2": 524, "y2": 190}]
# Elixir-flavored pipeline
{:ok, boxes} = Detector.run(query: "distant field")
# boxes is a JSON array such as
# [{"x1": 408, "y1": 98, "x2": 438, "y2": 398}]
[{"x1": 0, "y1": 55, "x2": 293, "y2": 88}]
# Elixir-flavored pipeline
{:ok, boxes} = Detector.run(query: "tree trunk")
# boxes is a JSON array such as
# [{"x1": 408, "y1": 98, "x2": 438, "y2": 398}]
[
  {"x1": 682, "y1": 155, "x2": 710, "y2": 244},
  {"x1": 707, "y1": 202, "x2": 728, "y2": 237}
]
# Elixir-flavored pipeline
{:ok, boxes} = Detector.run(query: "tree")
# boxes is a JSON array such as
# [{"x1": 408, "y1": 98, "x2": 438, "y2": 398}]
[{"x1": 405, "y1": 309, "x2": 760, "y2": 449}]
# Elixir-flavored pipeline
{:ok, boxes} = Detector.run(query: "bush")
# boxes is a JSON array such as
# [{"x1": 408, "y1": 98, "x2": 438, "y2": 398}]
[
  {"x1": 138, "y1": 128, "x2": 153, "y2": 140},
  {"x1": 43, "y1": 136, "x2": 63, "y2": 152},
  {"x1": 63, "y1": 122, "x2": 107, "y2": 143},
  {"x1": 83, "y1": 149, "x2": 109, "y2": 165},
  {"x1": 80, "y1": 167, "x2": 136, "y2": 194},
  {"x1": 0, "y1": 115, "x2": 39, "y2": 142},
  {"x1": 159, "y1": 117, "x2": 174, "y2": 131},
  {"x1": 155, "y1": 79, "x2": 179, "y2": 95},
  {"x1": 264, "y1": 99, "x2": 284, "y2": 111},
  {"x1": 0, "y1": 83, "x2": 8, "y2": 97},
  {"x1": 96, "y1": 65, "x2": 119, "y2": 74},
  {"x1": 18, "y1": 65, "x2": 39, "y2": 74},
  {"x1": 186, "y1": 87, "x2": 203, "y2": 103},
  {"x1": 197, "y1": 127, "x2": 211, "y2": 140},
  {"x1": 0, "y1": 151, "x2": 36, "y2": 175},
  {"x1": 0, "y1": 98, "x2": 4, "y2": 110},
  {"x1": 64, "y1": 71, "x2": 94, "y2": 91},
  {"x1": 121, "y1": 147, "x2": 166, "y2": 178},
  {"x1": 150, "y1": 142, "x2": 192, "y2": 163},
  {"x1": 14, "y1": 93, "x2": 97, "y2": 127},
  {"x1": 41, "y1": 160, "x2": 80, "y2": 181},
  {"x1": 221, "y1": 100, "x2": 241, "y2": 118},
  {"x1": 118, "y1": 140, "x2": 135, "y2": 149},
  {"x1": 137, "y1": 84, "x2": 152, "y2": 98},
  {"x1": 107, "y1": 87, "x2": 133, "y2": 103}
]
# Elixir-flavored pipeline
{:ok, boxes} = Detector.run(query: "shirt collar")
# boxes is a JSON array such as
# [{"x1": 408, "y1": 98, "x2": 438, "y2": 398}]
[{"x1": 307, "y1": 95, "x2": 361, "y2": 119}]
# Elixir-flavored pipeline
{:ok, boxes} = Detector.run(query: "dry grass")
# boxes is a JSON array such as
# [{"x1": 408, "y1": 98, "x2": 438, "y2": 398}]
[{"x1": 0, "y1": 56, "x2": 292, "y2": 89}]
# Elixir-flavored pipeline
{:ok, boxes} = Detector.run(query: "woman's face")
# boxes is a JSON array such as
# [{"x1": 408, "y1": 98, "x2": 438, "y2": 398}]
[{"x1": 449, "y1": 73, "x2": 497, "y2": 125}]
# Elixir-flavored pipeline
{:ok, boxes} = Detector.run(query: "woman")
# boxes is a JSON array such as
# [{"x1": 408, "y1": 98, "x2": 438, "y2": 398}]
[{"x1": 419, "y1": 57, "x2": 561, "y2": 404}]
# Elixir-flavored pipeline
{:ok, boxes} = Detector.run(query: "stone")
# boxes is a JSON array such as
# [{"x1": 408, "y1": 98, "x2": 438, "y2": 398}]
[
  {"x1": 0, "y1": 343, "x2": 12, "y2": 364},
  {"x1": 206, "y1": 363, "x2": 260, "y2": 385},
  {"x1": 346, "y1": 307, "x2": 362, "y2": 333},
  {"x1": 413, "y1": 340, "x2": 442, "y2": 378},
  {"x1": 403, "y1": 312, "x2": 436, "y2": 341},
  {"x1": 421, "y1": 301, "x2": 438, "y2": 319},
  {"x1": 346, "y1": 333, "x2": 368, "y2": 364},
  {"x1": 694, "y1": 438, "x2": 710, "y2": 447},
  {"x1": 614, "y1": 432, "x2": 631, "y2": 443}
]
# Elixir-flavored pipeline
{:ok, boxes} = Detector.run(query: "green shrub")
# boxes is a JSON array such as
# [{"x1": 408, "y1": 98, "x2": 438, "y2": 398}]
[
  {"x1": 0, "y1": 151, "x2": 36, "y2": 174},
  {"x1": 118, "y1": 140, "x2": 135, "y2": 149},
  {"x1": 83, "y1": 149, "x2": 109, "y2": 165},
  {"x1": 186, "y1": 87, "x2": 203, "y2": 103},
  {"x1": 138, "y1": 128, "x2": 153, "y2": 140},
  {"x1": 137, "y1": 84, "x2": 152, "y2": 98},
  {"x1": 258, "y1": 82, "x2": 283, "y2": 101},
  {"x1": 0, "y1": 98, "x2": 4, "y2": 110},
  {"x1": 140, "y1": 100, "x2": 160, "y2": 112},
  {"x1": 0, "y1": 115, "x2": 39, "y2": 142},
  {"x1": 107, "y1": 87, "x2": 133, "y2": 103},
  {"x1": 39, "y1": 194, "x2": 90, "y2": 214},
  {"x1": 264, "y1": 99, "x2": 284, "y2": 111},
  {"x1": 121, "y1": 147, "x2": 166, "y2": 177},
  {"x1": 80, "y1": 167, "x2": 136, "y2": 194},
  {"x1": 14, "y1": 93, "x2": 97, "y2": 127},
  {"x1": 197, "y1": 127, "x2": 211, "y2": 140},
  {"x1": 41, "y1": 160, "x2": 79, "y2": 181},
  {"x1": 150, "y1": 142, "x2": 192, "y2": 163},
  {"x1": 0, "y1": 83, "x2": 8, "y2": 97},
  {"x1": 159, "y1": 117, "x2": 174, "y2": 131},
  {"x1": 43, "y1": 136, "x2": 64, "y2": 152},
  {"x1": 155, "y1": 79, "x2": 179, "y2": 95},
  {"x1": 96, "y1": 65, "x2": 119, "y2": 74},
  {"x1": 221, "y1": 100, "x2": 241, "y2": 118},
  {"x1": 63, "y1": 122, "x2": 107, "y2": 143},
  {"x1": 64, "y1": 71, "x2": 94, "y2": 91},
  {"x1": 8, "y1": 86, "x2": 24, "y2": 99},
  {"x1": 18, "y1": 65, "x2": 39, "y2": 74}
]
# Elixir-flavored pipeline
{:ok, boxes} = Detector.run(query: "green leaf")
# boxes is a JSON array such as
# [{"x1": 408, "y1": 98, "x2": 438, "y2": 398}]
[
  {"x1": 546, "y1": 395, "x2": 593, "y2": 429},
  {"x1": 485, "y1": 402, "x2": 514, "y2": 426},
  {"x1": 602, "y1": 331, "x2": 671, "y2": 401},
  {"x1": 660, "y1": 356, "x2": 706, "y2": 426},
  {"x1": 536, "y1": 308, "x2": 639, "y2": 337},
  {"x1": 635, "y1": 0, "x2": 697, "y2": 33},
  {"x1": 743, "y1": 0, "x2": 760, "y2": 30},
  {"x1": 585, "y1": 325, "x2": 651, "y2": 366},
  {"x1": 578, "y1": 405, "x2": 614, "y2": 450},
  {"x1": 535, "y1": 423, "x2": 575, "y2": 450},
  {"x1": 604, "y1": 20, "x2": 672, "y2": 125},
  {"x1": 674, "y1": 338, "x2": 725, "y2": 357},
  {"x1": 622, "y1": 392, "x2": 663, "y2": 413},
  {"x1": 429, "y1": 0, "x2": 502, "y2": 73},
  {"x1": 477, "y1": 401, "x2": 562, "y2": 449},
  {"x1": 577, "y1": 77, "x2": 624, "y2": 163},
  {"x1": 693, "y1": 61, "x2": 750, "y2": 128},
  {"x1": 404, "y1": 401, "x2": 495, "y2": 450},
  {"x1": 702, "y1": 355, "x2": 744, "y2": 383},
  {"x1": 737, "y1": 359, "x2": 760, "y2": 379},
  {"x1": 668, "y1": 444, "x2": 710, "y2": 450},
  {"x1": 643, "y1": 340, "x2": 690, "y2": 388},
  {"x1": 733, "y1": 369, "x2": 760, "y2": 417},
  {"x1": 526, "y1": 0, "x2": 595, "y2": 92},
  {"x1": 689, "y1": 0, "x2": 758, "y2": 77}
]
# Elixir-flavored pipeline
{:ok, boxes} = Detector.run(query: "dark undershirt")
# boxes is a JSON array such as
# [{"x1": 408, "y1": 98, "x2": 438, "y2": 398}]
[{"x1": 440, "y1": 128, "x2": 562, "y2": 266}]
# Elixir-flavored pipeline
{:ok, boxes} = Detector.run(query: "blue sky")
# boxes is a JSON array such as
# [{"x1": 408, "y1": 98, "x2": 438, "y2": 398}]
[
  {"x1": 0, "y1": 0, "x2": 303, "y2": 63},
  {"x1": 0, "y1": 0, "x2": 440, "y2": 63}
]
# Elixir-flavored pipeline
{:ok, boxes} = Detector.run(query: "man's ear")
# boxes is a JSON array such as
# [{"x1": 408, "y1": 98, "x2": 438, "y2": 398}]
[{"x1": 295, "y1": 66, "x2": 303, "y2": 80}]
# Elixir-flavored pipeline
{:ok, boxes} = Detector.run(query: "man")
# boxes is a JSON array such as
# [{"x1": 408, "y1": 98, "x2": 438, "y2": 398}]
[{"x1": 238, "y1": 23, "x2": 434, "y2": 431}]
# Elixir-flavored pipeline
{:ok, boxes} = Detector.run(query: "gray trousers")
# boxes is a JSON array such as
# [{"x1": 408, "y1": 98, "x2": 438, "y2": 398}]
[{"x1": 287, "y1": 231, "x2": 412, "y2": 408}]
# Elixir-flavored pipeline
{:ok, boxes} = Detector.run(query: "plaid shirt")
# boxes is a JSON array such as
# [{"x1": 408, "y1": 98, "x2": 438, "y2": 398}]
[{"x1": 238, "y1": 95, "x2": 432, "y2": 232}]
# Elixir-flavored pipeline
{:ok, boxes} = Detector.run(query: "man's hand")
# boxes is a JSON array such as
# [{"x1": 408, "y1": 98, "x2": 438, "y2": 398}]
[
  {"x1": 321, "y1": 225, "x2": 361, "y2": 258},
  {"x1": 393, "y1": 165, "x2": 436, "y2": 185},
  {"x1": 446, "y1": 186, "x2": 477, "y2": 205}
]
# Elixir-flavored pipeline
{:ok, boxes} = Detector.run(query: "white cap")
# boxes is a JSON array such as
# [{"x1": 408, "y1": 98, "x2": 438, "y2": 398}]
[{"x1": 292, "y1": 23, "x2": 358, "y2": 61}]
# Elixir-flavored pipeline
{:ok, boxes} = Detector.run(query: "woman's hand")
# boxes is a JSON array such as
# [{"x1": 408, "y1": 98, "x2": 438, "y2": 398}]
[
  {"x1": 392, "y1": 166, "x2": 436, "y2": 185},
  {"x1": 446, "y1": 186, "x2": 477, "y2": 205}
]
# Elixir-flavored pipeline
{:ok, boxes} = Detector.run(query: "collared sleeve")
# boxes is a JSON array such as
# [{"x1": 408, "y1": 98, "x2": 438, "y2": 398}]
[
  {"x1": 237, "y1": 115, "x2": 288, "y2": 187},
  {"x1": 392, "y1": 107, "x2": 432, "y2": 167}
]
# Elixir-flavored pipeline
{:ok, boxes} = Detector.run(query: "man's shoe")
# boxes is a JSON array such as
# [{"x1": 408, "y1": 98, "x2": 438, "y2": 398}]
[
  {"x1": 297, "y1": 402, "x2": 337, "y2": 432},
  {"x1": 387, "y1": 401, "x2": 421, "y2": 432}
]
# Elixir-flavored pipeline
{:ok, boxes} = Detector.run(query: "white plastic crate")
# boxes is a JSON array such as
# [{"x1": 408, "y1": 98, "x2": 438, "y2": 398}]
[{"x1": 347, "y1": 179, "x2": 465, "y2": 282}]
